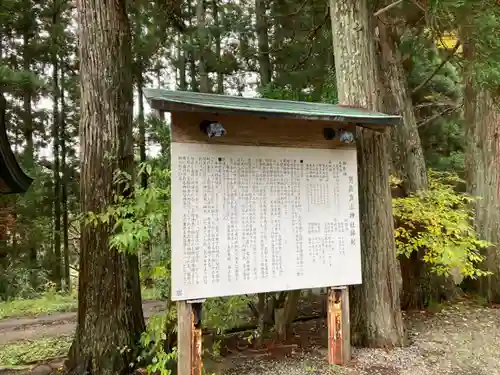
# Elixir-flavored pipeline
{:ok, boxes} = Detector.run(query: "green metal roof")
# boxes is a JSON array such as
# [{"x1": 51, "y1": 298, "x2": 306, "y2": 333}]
[
  {"x1": 144, "y1": 88, "x2": 400, "y2": 129},
  {"x1": 0, "y1": 95, "x2": 33, "y2": 194}
]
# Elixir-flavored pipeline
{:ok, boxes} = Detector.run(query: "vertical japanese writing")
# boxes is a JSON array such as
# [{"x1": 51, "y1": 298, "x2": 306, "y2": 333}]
[{"x1": 348, "y1": 175, "x2": 357, "y2": 248}]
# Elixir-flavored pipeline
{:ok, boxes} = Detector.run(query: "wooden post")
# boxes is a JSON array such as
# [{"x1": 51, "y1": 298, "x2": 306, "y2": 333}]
[
  {"x1": 177, "y1": 300, "x2": 203, "y2": 375},
  {"x1": 327, "y1": 286, "x2": 350, "y2": 365}
]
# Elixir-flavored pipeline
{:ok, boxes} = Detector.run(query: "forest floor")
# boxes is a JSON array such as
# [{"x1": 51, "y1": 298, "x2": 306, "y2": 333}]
[
  {"x1": 1, "y1": 297, "x2": 499, "y2": 374},
  {"x1": 0, "y1": 300, "x2": 164, "y2": 345},
  {"x1": 215, "y1": 298, "x2": 500, "y2": 375}
]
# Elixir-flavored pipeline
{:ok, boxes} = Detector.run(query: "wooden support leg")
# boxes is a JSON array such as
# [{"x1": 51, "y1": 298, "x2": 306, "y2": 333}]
[
  {"x1": 177, "y1": 301, "x2": 203, "y2": 375},
  {"x1": 327, "y1": 287, "x2": 351, "y2": 365}
]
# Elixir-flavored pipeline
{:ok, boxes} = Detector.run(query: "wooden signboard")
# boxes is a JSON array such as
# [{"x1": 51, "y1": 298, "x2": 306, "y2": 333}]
[
  {"x1": 171, "y1": 142, "x2": 361, "y2": 301},
  {"x1": 144, "y1": 89, "x2": 399, "y2": 375},
  {"x1": 169, "y1": 111, "x2": 358, "y2": 373}
]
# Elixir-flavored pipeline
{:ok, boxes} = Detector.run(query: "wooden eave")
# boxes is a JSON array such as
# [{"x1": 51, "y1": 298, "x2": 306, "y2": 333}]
[
  {"x1": 0, "y1": 95, "x2": 33, "y2": 194},
  {"x1": 143, "y1": 89, "x2": 401, "y2": 132}
]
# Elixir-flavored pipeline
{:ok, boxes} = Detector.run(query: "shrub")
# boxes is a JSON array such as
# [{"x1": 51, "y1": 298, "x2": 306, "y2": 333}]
[{"x1": 392, "y1": 171, "x2": 490, "y2": 279}]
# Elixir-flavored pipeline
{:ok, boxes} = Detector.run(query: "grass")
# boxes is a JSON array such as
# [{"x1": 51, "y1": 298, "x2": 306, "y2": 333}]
[
  {"x1": 0, "y1": 336, "x2": 72, "y2": 367},
  {"x1": 141, "y1": 287, "x2": 162, "y2": 301},
  {"x1": 0, "y1": 293, "x2": 77, "y2": 320},
  {"x1": 0, "y1": 287, "x2": 161, "y2": 320}
]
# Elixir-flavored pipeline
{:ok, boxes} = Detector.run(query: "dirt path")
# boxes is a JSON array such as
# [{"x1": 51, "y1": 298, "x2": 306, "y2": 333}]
[
  {"x1": 221, "y1": 302, "x2": 500, "y2": 375},
  {"x1": 0, "y1": 300, "x2": 164, "y2": 345}
]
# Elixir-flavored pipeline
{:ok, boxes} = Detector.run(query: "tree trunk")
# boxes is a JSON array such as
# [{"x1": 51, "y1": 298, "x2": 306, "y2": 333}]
[
  {"x1": 52, "y1": 0, "x2": 62, "y2": 290},
  {"x1": 376, "y1": 13, "x2": 445, "y2": 310},
  {"x1": 256, "y1": 0, "x2": 271, "y2": 86},
  {"x1": 67, "y1": 0, "x2": 146, "y2": 373},
  {"x1": 376, "y1": 17, "x2": 427, "y2": 193},
  {"x1": 196, "y1": 0, "x2": 209, "y2": 93},
  {"x1": 213, "y1": 0, "x2": 223, "y2": 94},
  {"x1": 177, "y1": 34, "x2": 187, "y2": 91},
  {"x1": 254, "y1": 0, "x2": 275, "y2": 343},
  {"x1": 329, "y1": 0, "x2": 405, "y2": 347},
  {"x1": 137, "y1": 76, "x2": 147, "y2": 189},
  {"x1": 188, "y1": 4, "x2": 198, "y2": 92},
  {"x1": 61, "y1": 66, "x2": 71, "y2": 292},
  {"x1": 463, "y1": 36, "x2": 500, "y2": 303},
  {"x1": 21, "y1": 24, "x2": 38, "y2": 286},
  {"x1": 22, "y1": 31, "x2": 34, "y2": 167},
  {"x1": 256, "y1": 293, "x2": 266, "y2": 347}
]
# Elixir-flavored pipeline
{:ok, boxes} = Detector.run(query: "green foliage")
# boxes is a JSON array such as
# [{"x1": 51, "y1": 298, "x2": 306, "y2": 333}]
[
  {"x1": 258, "y1": 69, "x2": 338, "y2": 104},
  {"x1": 393, "y1": 171, "x2": 490, "y2": 278},
  {"x1": 139, "y1": 310, "x2": 177, "y2": 375},
  {"x1": 428, "y1": 0, "x2": 500, "y2": 89},
  {"x1": 85, "y1": 163, "x2": 171, "y2": 256},
  {"x1": 0, "y1": 65, "x2": 45, "y2": 92},
  {"x1": 204, "y1": 296, "x2": 251, "y2": 335},
  {"x1": 399, "y1": 31, "x2": 464, "y2": 174},
  {"x1": 258, "y1": 82, "x2": 316, "y2": 102},
  {"x1": 0, "y1": 266, "x2": 47, "y2": 301},
  {"x1": 0, "y1": 336, "x2": 72, "y2": 367},
  {"x1": 0, "y1": 288, "x2": 76, "y2": 319}
]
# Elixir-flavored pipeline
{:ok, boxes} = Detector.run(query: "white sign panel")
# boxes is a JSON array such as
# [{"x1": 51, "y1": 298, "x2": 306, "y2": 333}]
[{"x1": 171, "y1": 143, "x2": 361, "y2": 301}]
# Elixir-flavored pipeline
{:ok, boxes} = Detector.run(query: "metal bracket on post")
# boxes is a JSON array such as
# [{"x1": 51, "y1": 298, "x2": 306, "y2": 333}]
[{"x1": 186, "y1": 298, "x2": 207, "y2": 304}]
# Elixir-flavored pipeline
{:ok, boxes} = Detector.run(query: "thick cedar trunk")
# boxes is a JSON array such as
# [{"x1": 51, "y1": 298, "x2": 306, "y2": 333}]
[
  {"x1": 463, "y1": 38, "x2": 500, "y2": 303},
  {"x1": 329, "y1": 0, "x2": 404, "y2": 347},
  {"x1": 52, "y1": 1, "x2": 62, "y2": 290},
  {"x1": 67, "y1": 0, "x2": 145, "y2": 373},
  {"x1": 256, "y1": 0, "x2": 271, "y2": 86},
  {"x1": 196, "y1": 0, "x2": 209, "y2": 93},
  {"x1": 376, "y1": 14, "x2": 452, "y2": 310},
  {"x1": 376, "y1": 19, "x2": 427, "y2": 193}
]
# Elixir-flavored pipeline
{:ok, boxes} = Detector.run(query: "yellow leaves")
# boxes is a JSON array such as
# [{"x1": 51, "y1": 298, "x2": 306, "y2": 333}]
[{"x1": 392, "y1": 170, "x2": 490, "y2": 280}]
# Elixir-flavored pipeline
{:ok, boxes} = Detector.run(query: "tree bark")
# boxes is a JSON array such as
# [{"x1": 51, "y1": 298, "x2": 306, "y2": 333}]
[
  {"x1": 376, "y1": 13, "x2": 443, "y2": 310},
  {"x1": 67, "y1": 0, "x2": 145, "y2": 373},
  {"x1": 463, "y1": 35, "x2": 500, "y2": 303},
  {"x1": 22, "y1": 30, "x2": 34, "y2": 167},
  {"x1": 196, "y1": 0, "x2": 209, "y2": 93},
  {"x1": 256, "y1": 0, "x2": 271, "y2": 86},
  {"x1": 254, "y1": 0, "x2": 275, "y2": 343},
  {"x1": 329, "y1": 0, "x2": 405, "y2": 347},
  {"x1": 137, "y1": 75, "x2": 147, "y2": 189},
  {"x1": 188, "y1": 4, "x2": 198, "y2": 92},
  {"x1": 52, "y1": 0, "x2": 62, "y2": 291},
  {"x1": 177, "y1": 34, "x2": 187, "y2": 91},
  {"x1": 376, "y1": 17, "x2": 427, "y2": 193},
  {"x1": 60, "y1": 66, "x2": 70, "y2": 292},
  {"x1": 213, "y1": 0, "x2": 223, "y2": 94}
]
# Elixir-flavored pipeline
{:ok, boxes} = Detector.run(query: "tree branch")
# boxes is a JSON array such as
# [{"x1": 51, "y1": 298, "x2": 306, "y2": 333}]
[
  {"x1": 417, "y1": 104, "x2": 462, "y2": 127},
  {"x1": 292, "y1": 7, "x2": 330, "y2": 69},
  {"x1": 412, "y1": 40, "x2": 461, "y2": 95},
  {"x1": 284, "y1": 0, "x2": 309, "y2": 17},
  {"x1": 374, "y1": 0, "x2": 403, "y2": 17}
]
